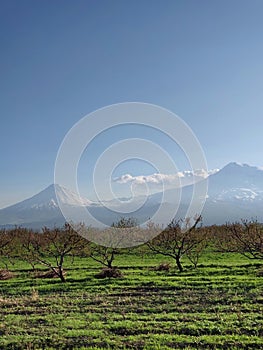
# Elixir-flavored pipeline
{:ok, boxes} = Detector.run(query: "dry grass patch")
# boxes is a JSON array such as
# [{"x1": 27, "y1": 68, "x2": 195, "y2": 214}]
[
  {"x1": 35, "y1": 269, "x2": 66, "y2": 279},
  {"x1": 0, "y1": 269, "x2": 14, "y2": 280},
  {"x1": 95, "y1": 267, "x2": 123, "y2": 279},
  {"x1": 152, "y1": 262, "x2": 171, "y2": 271}
]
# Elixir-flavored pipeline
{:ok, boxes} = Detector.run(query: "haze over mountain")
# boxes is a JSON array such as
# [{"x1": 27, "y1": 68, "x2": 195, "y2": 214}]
[{"x1": 0, "y1": 162, "x2": 262, "y2": 229}]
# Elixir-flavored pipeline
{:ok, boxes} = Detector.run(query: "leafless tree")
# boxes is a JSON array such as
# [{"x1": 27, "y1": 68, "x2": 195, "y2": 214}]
[
  {"x1": 226, "y1": 220, "x2": 263, "y2": 260},
  {"x1": 185, "y1": 226, "x2": 208, "y2": 268},
  {"x1": 0, "y1": 229, "x2": 15, "y2": 269},
  {"x1": 147, "y1": 216, "x2": 204, "y2": 272},
  {"x1": 89, "y1": 243, "x2": 117, "y2": 269},
  {"x1": 18, "y1": 223, "x2": 88, "y2": 282},
  {"x1": 89, "y1": 217, "x2": 138, "y2": 269}
]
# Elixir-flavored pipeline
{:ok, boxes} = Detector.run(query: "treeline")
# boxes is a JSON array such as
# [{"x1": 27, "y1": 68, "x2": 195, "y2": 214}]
[{"x1": 0, "y1": 218, "x2": 262, "y2": 282}]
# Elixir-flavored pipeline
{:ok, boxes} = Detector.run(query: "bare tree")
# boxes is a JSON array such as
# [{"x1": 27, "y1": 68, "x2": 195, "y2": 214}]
[
  {"x1": 89, "y1": 217, "x2": 138, "y2": 269},
  {"x1": 89, "y1": 243, "x2": 117, "y2": 269},
  {"x1": 16, "y1": 228, "x2": 39, "y2": 270},
  {"x1": 111, "y1": 217, "x2": 138, "y2": 228},
  {"x1": 18, "y1": 223, "x2": 88, "y2": 282},
  {"x1": 0, "y1": 229, "x2": 15, "y2": 270},
  {"x1": 147, "y1": 216, "x2": 204, "y2": 272},
  {"x1": 185, "y1": 226, "x2": 208, "y2": 268},
  {"x1": 226, "y1": 220, "x2": 263, "y2": 260}
]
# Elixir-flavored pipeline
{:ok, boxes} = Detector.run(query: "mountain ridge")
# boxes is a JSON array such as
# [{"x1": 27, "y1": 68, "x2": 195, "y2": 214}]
[{"x1": 0, "y1": 162, "x2": 263, "y2": 228}]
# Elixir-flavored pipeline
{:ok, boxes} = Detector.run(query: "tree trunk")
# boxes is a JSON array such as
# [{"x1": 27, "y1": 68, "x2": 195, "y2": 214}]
[
  {"x1": 59, "y1": 273, "x2": 66, "y2": 283},
  {"x1": 107, "y1": 250, "x2": 115, "y2": 269},
  {"x1": 175, "y1": 256, "x2": 183, "y2": 272},
  {"x1": 58, "y1": 265, "x2": 66, "y2": 282}
]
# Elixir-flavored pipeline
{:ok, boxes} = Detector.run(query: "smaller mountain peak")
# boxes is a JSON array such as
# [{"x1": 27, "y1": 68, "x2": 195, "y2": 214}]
[
  {"x1": 225, "y1": 162, "x2": 243, "y2": 168},
  {"x1": 221, "y1": 162, "x2": 262, "y2": 172},
  {"x1": 47, "y1": 183, "x2": 65, "y2": 190},
  {"x1": 45, "y1": 183, "x2": 77, "y2": 194},
  {"x1": 221, "y1": 162, "x2": 259, "y2": 172},
  {"x1": 44, "y1": 183, "x2": 59, "y2": 192},
  {"x1": 214, "y1": 162, "x2": 243, "y2": 175}
]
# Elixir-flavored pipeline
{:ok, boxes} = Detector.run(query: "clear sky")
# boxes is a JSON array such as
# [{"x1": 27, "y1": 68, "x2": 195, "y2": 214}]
[{"x1": 1, "y1": 0, "x2": 263, "y2": 208}]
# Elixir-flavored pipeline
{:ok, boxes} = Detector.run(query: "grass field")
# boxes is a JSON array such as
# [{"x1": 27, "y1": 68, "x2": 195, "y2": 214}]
[{"x1": 0, "y1": 251, "x2": 263, "y2": 349}]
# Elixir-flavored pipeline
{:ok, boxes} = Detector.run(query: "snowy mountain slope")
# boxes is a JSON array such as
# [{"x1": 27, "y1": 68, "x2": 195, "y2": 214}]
[
  {"x1": 206, "y1": 162, "x2": 263, "y2": 202},
  {"x1": 135, "y1": 162, "x2": 263, "y2": 224},
  {"x1": 0, "y1": 184, "x2": 94, "y2": 227},
  {"x1": 201, "y1": 162, "x2": 263, "y2": 224},
  {"x1": 208, "y1": 162, "x2": 263, "y2": 192}
]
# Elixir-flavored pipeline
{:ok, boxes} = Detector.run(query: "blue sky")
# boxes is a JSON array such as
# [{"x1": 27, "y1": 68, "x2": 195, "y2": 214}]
[{"x1": 1, "y1": 0, "x2": 263, "y2": 207}]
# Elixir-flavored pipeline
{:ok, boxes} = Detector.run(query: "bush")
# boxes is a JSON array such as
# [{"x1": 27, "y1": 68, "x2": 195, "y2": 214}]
[
  {"x1": 0, "y1": 269, "x2": 14, "y2": 280},
  {"x1": 153, "y1": 262, "x2": 171, "y2": 271},
  {"x1": 94, "y1": 267, "x2": 123, "y2": 279},
  {"x1": 35, "y1": 269, "x2": 67, "y2": 279}
]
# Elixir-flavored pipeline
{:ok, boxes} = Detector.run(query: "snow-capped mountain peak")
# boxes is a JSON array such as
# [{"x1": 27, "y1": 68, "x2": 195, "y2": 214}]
[
  {"x1": 0, "y1": 184, "x2": 94, "y2": 228},
  {"x1": 53, "y1": 184, "x2": 92, "y2": 207},
  {"x1": 208, "y1": 162, "x2": 263, "y2": 191},
  {"x1": 12, "y1": 184, "x2": 92, "y2": 211}
]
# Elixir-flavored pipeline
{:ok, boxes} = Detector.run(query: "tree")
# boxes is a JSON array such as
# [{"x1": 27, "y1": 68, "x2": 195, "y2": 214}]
[
  {"x1": 89, "y1": 243, "x2": 117, "y2": 269},
  {"x1": 89, "y1": 217, "x2": 138, "y2": 269},
  {"x1": 18, "y1": 223, "x2": 88, "y2": 282},
  {"x1": 15, "y1": 228, "x2": 39, "y2": 270},
  {"x1": 147, "y1": 216, "x2": 204, "y2": 272},
  {"x1": 226, "y1": 220, "x2": 263, "y2": 260},
  {"x1": 111, "y1": 217, "x2": 138, "y2": 228},
  {"x1": 0, "y1": 229, "x2": 15, "y2": 270},
  {"x1": 185, "y1": 226, "x2": 208, "y2": 268}
]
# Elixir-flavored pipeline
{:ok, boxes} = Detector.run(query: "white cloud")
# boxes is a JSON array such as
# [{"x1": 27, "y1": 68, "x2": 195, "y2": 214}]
[{"x1": 113, "y1": 169, "x2": 219, "y2": 190}]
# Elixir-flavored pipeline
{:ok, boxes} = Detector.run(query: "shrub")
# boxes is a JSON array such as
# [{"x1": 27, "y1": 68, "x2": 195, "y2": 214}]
[
  {"x1": 0, "y1": 269, "x2": 14, "y2": 280},
  {"x1": 153, "y1": 262, "x2": 171, "y2": 271},
  {"x1": 94, "y1": 267, "x2": 123, "y2": 279}
]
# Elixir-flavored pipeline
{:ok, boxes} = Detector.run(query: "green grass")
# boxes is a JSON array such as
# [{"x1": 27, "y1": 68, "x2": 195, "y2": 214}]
[{"x1": 0, "y1": 251, "x2": 262, "y2": 349}]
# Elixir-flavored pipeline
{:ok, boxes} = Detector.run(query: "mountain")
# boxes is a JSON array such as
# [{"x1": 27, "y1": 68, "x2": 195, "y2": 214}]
[
  {"x1": 202, "y1": 162, "x2": 263, "y2": 224},
  {"x1": 111, "y1": 162, "x2": 263, "y2": 225},
  {"x1": 0, "y1": 163, "x2": 263, "y2": 229},
  {"x1": 0, "y1": 184, "x2": 94, "y2": 229},
  {"x1": 207, "y1": 162, "x2": 263, "y2": 200},
  {"x1": 208, "y1": 162, "x2": 263, "y2": 192}
]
